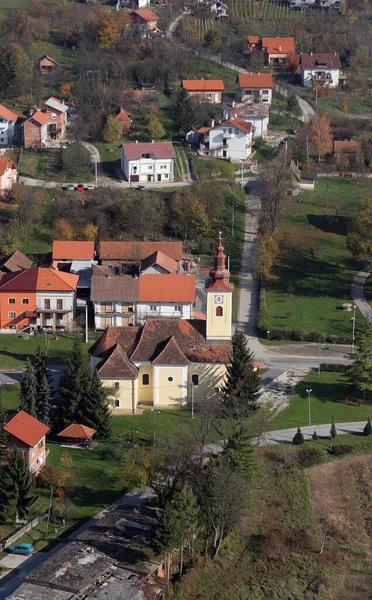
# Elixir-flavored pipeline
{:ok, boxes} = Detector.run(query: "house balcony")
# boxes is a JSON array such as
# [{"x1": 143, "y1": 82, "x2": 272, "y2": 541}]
[{"x1": 96, "y1": 311, "x2": 134, "y2": 318}]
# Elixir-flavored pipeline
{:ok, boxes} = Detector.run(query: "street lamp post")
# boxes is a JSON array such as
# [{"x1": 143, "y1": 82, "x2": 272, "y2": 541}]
[
  {"x1": 351, "y1": 304, "x2": 356, "y2": 353},
  {"x1": 232, "y1": 204, "x2": 238, "y2": 237},
  {"x1": 151, "y1": 409, "x2": 160, "y2": 447},
  {"x1": 241, "y1": 159, "x2": 244, "y2": 188},
  {"x1": 267, "y1": 330, "x2": 270, "y2": 340},
  {"x1": 306, "y1": 388, "x2": 312, "y2": 426}
]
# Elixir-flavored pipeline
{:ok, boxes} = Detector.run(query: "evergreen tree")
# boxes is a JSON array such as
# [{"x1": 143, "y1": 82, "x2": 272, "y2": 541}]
[
  {"x1": 330, "y1": 422, "x2": 337, "y2": 439},
  {"x1": 19, "y1": 359, "x2": 37, "y2": 417},
  {"x1": 348, "y1": 321, "x2": 372, "y2": 400},
  {"x1": 59, "y1": 337, "x2": 91, "y2": 426},
  {"x1": 223, "y1": 425, "x2": 258, "y2": 478},
  {"x1": 82, "y1": 369, "x2": 112, "y2": 440},
  {"x1": 364, "y1": 416, "x2": 372, "y2": 436},
  {"x1": 34, "y1": 346, "x2": 48, "y2": 390},
  {"x1": 293, "y1": 427, "x2": 304, "y2": 445},
  {"x1": 0, "y1": 448, "x2": 32, "y2": 522},
  {"x1": 172, "y1": 487, "x2": 199, "y2": 574},
  {"x1": 36, "y1": 373, "x2": 52, "y2": 425},
  {"x1": 222, "y1": 330, "x2": 261, "y2": 418},
  {"x1": 312, "y1": 430, "x2": 318, "y2": 441},
  {"x1": 171, "y1": 87, "x2": 196, "y2": 135},
  {"x1": 0, "y1": 388, "x2": 8, "y2": 446},
  {"x1": 153, "y1": 500, "x2": 181, "y2": 556}
]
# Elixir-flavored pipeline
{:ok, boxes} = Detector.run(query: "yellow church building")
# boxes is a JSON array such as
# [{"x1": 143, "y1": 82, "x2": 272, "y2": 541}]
[{"x1": 89, "y1": 235, "x2": 234, "y2": 413}]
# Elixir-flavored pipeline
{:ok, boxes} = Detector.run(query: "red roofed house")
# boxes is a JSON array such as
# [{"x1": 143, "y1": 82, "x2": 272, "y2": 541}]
[
  {"x1": 99, "y1": 241, "x2": 184, "y2": 267},
  {"x1": 58, "y1": 423, "x2": 96, "y2": 445},
  {"x1": 0, "y1": 157, "x2": 17, "y2": 194},
  {"x1": 236, "y1": 73, "x2": 273, "y2": 104},
  {"x1": 261, "y1": 37, "x2": 296, "y2": 64},
  {"x1": 0, "y1": 268, "x2": 78, "y2": 332},
  {"x1": 90, "y1": 236, "x2": 233, "y2": 412},
  {"x1": 0, "y1": 250, "x2": 32, "y2": 274},
  {"x1": 3, "y1": 410, "x2": 50, "y2": 476},
  {"x1": 199, "y1": 117, "x2": 254, "y2": 160},
  {"x1": 300, "y1": 53, "x2": 341, "y2": 87},
  {"x1": 114, "y1": 107, "x2": 132, "y2": 134},
  {"x1": 0, "y1": 104, "x2": 18, "y2": 146},
  {"x1": 22, "y1": 97, "x2": 68, "y2": 148},
  {"x1": 137, "y1": 273, "x2": 196, "y2": 321},
  {"x1": 121, "y1": 141, "x2": 175, "y2": 183},
  {"x1": 132, "y1": 8, "x2": 159, "y2": 33},
  {"x1": 181, "y1": 80, "x2": 225, "y2": 103},
  {"x1": 333, "y1": 140, "x2": 362, "y2": 157},
  {"x1": 52, "y1": 241, "x2": 97, "y2": 289},
  {"x1": 38, "y1": 55, "x2": 62, "y2": 75},
  {"x1": 247, "y1": 35, "x2": 260, "y2": 51}
]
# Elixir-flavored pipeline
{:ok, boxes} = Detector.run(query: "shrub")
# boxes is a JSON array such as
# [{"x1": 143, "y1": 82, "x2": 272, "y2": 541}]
[
  {"x1": 305, "y1": 331, "x2": 326, "y2": 343},
  {"x1": 363, "y1": 416, "x2": 372, "y2": 436},
  {"x1": 297, "y1": 448, "x2": 323, "y2": 467},
  {"x1": 37, "y1": 464, "x2": 60, "y2": 489},
  {"x1": 312, "y1": 431, "x2": 318, "y2": 440},
  {"x1": 293, "y1": 427, "x2": 304, "y2": 445},
  {"x1": 332, "y1": 444, "x2": 353, "y2": 456},
  {"x1": 320, "y1": 363, "x2": 349, "y2": 373},
  {"x1": 330, "y1": 422, "x2": 337, "y2": 438}
]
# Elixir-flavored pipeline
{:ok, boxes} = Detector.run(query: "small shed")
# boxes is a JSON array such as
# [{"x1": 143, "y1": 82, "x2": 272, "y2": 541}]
[{"x1": 58, "y1": 423, "x2": 96, "y2": 445}]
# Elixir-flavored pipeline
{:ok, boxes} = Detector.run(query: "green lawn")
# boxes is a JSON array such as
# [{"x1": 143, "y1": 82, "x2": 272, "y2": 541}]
[
  {"x1": 0, "y1": 0, "x2": 28, "y2": 21},
  {"x1": 264, "y1": 178, "x2": 364, "y2": 336},
  {"x1": 0, "y1": 332, "x2": 93, "y2": 369},
  {"x1": 19, "y1": 149, "x2": 62, "y2": 182},
  {"x1": 93, "y1": 141, "x2": 121, "y2": 179},
  {"x1": 296, "y1": 86, "x2": 372, "y2": 116},
  {"x1": 270, "y1": 371, "x2": 372, "y2": 430}
]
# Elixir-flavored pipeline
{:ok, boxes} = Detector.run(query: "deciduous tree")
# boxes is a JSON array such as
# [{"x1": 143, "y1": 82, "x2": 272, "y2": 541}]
[
  {"x1": 308, "y1": 113, "x2": 332, "y2": 162},
  {"x1": 103, "y1": 115, "x2": 122, "y2": 142},
  {"x1": 148, "y1": 117, "x2": 165, "y2": 140},
  {"x1": 259, "y1": 160, "x2": 291, "y2": 232},
  {"x1": 348, "y1": 322, "x2": 372, "y2": 400},
  {"x1": 53, "y1": 218, "x2": 73, "y2": 241},
  {"x1": 347, "y1": 195, "x2": 372, "y2": 266}
]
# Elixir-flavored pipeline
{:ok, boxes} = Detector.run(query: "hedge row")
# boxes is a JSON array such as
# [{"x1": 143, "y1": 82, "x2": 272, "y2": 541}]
[{"x1": 319, "y1": 363, "x2": 350, "y2": 373}]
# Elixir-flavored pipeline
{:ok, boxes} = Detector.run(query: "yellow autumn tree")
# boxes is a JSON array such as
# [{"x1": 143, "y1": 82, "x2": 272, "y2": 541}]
[
  {"x1": 254, "y1": 231, "x2": 279, "y2": 281},
  {"x1": 96, "y1": 7, "x2": 130, "y2": 49},
  {"x1": 53, "y1": 218, "x2": 73, "y2": 240},
  {"x1": 308, "y1": 113, "x2": 333, "y2": 162},
  {"x1": 341, "y1": 98, "x2": 348, "y2": 114},
  {"x1": 60, "y1": 82, "x2": 74, "y2": 99},
  {"x1": 82, "y1": 223, "x2": 98, "y2": 241}
]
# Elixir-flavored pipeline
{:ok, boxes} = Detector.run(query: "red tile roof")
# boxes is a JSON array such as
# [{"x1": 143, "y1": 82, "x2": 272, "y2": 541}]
[
  {"x1": 38, "y1": 55, "x2": 61, "y2": 67},
  {"x1": 0, "y1": 268, "x2": 78, "y2": 292},
  {"x1": 99, "y1": 241, "x2": 183, "y2": 262},
  {"x1": 182, "y1": 80, "x2": 224, "y2": 92},
  {"x1": 89, "y1": 326, "x2": 141, "y2": 359},
  {"x1": 133, "y1": 8, "x2": 159, "y2": 21},
  {"x1": 0, "y1": 158, "x2": 17, "y2": 177},
  {"x1": 152, "y1": 335, "x2": 190, "y2": 365},
  {"x1": 122, "y1": 142, "x2": 175, "y2": 161},
  {"x1": 58, "y1": 424, "x2": 96, "y2": 439},
  {"x1": 97, "y1": 343, "x2": 138, "y2": 378},
  {"x1": 114, "y1": 107, "x2": 131, "y2": 124},
  {"x1": 300, "y1": 53, "x2": 341, "y2": 69},
  {"x1": 138, "y1": 274, "x2": 196, "y2": 303},
  {"x1": 333, "y1": 140, "x2": 361, "y2": 154},
  {"x1": 140, "y1": 250, "x2": 178, "y2": 274},
  {"x1": 91, "y1": 268, "x2": 139, "y2": 302},
  {"x1": 0, "y1": 250, "x2": 32, "y2": 273},
  {"x1": 220, "y1": 118, "x2": 253, "y2": 134},
  {"x1": 247, "y1": 35, "x2": 259, "y2": 44},
  {"x1": 26, "y1": 110, "x2": 49, "y2": 126},
  {"x1": 262, "y1": 37, "x2": 295, "y2": 55},
  {"x1": 197, "y1": 126, "x2": 211, "y2": 134},
  {"x1": 52, "y1": 241, "x2": 95, "y2": 261},
  {"x1": 4, "y1": 410, "x2": 49, "y2": 447},
  {"x1": 237, "y1": 73, "x2": 273, "y2": 89},
  {"x1": 0, "y1": 104, "x2": 17, "y2": 121}
]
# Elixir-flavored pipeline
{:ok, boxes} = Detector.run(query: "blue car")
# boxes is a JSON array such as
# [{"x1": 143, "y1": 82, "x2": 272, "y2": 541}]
[
  {"x1": 9, "y1": 543, "x2": 34, "y2": 556},
  {"x1": 137, "y1": 185, "x2": 146, "y2": 191}
]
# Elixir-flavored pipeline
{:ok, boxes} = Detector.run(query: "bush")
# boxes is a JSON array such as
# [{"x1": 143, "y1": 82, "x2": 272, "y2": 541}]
[
  {"x1": 293, "y1": 427, "x2": 304, "y2": 445},
  {"x1": 330, "y1": 422, "x2": 337, "y2": 438},
  {"x1": 37, "y1": 464, "x2": 60, "y2": 489},
  {"x1": 305, "y1": 331, "x2": 326, "y2": 343},
  {"x1": 297, "y1": 448, "x2": 323, "y2": 467},
  {"x1": 320, "y1": 363, "x2": 349, "y2": 373},
  {"x1": 331, "y1": 444, "x2": 353, "y2": 456},
  {"x1": 312, "y1": 431, "x2": 318, "y2": 440},
  {"x1": 363, "y1": 416, "x2": 372, "y2": 436},
  {"x1": 325, "y1": 333, "x2": 352, "y2": 344}
]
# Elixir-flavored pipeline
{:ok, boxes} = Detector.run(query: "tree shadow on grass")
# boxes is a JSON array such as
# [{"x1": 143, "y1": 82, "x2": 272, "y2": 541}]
[{"x1": 307, "y1": 214, "x2": 351, "y2": 236}]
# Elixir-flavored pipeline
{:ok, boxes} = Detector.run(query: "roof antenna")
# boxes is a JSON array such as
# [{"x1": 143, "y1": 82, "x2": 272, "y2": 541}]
[{"x1": 219, "y1": 230, "x2": 222, "y2": 240}]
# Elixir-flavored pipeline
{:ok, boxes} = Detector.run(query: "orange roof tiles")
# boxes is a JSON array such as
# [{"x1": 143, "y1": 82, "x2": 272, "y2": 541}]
[
  {"x1": 0, "y1": 158, "x2": 17, "y2": 177},
  {"x1": 4, "y1": 410, "x2": 49, "y2": 447},
  {"x1": 140, "y1": 250, "x2": 178, "y2": 274},
  {"x1": 0, "y1": 104, "x2": 17, "y2": 121},
  {"x1": 122, "y1": 142, "x2": 175, "y2": 160},
  {"x1": 138, "y1": 273, "x2": 196, "y2": 303},
  {"x1": 300, "y1": 53, "x2": 341, "y2": 69},
  {"x1": 262, "y1": 37, "x2": 295, "y2": 55},
  {"x1": 133, "y1": 8, "x2": 159, "y2": 21},
  {"x1": 182, "y1": 80, "x2": 224, "y2": 92},
  {"x1": 334, "y1": 140, "x2": 361, "y2": 154},
  {"x1": 0, "y1": 268, "x2": 78, "y2": 292},
  {"x1": 197, "y1": 126, "x2": 211, "y2": 134},
  {"x1": 27, "y1": 110, "x2": 49, "y2": 126},
  {"x1": 247, "y1": 35, "x2": 259, "y2": 44},
  {"x1": 97, "y1": 343, "x2": 138, "y2": 379},
  {"x1": 152, "y1": 335, "x2": 190, "y2": 365},
  {"x1": 58, "y1": 424, "x2": 96, "y2": 439},
  {"x1": 52, "y1": 241, "x2": 95, "y2": 261},
  {"x1": 99, "y1": 241, "x2": 183, "y2": 262},
  {"x1": 114, "y1": 107, "x2": 131, "y2": 124},
  {"x1": 237, "y1": 73, "x2": 273, "y2": 89},
  {"x1": 222, "y1": 118, "x2": 253, "y2": 134}
]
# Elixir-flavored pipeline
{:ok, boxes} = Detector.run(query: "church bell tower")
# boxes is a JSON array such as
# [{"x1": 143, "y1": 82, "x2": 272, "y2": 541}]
[{"x1": 205, "y1": 233, "x2": 234, "y2": 342}]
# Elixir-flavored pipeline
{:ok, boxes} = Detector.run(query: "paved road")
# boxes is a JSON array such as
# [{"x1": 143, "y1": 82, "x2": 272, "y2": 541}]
[
  {"x1": 261, "y1": 421, "x2": 368, "y2": 445},
  {"x1": 0, "y1": 365, "x2": 65, "y2": 393},
  {"x1": 297, "y1": 94, "x2": 315, "y2": 123},
  {"x1": 351, "y1": 268, "x2": 372, "y2": 321}
]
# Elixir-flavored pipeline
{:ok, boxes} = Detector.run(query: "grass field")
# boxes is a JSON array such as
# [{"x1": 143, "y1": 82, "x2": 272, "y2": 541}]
[
  {"x1": 269, "y1": 371, "x2": 372, "y2": 430},
  {"x1": 0, "y1": 0, "x2": 28, "y2": 21},
  {"x1": 264, "y1": 178, "x2": 365, "y2": 336},
  {"x1": 297, "y1": 86, "x2": 372, "y2": 116},
  {"x1": 93, "y1": 141, "x2": 121, "y2": 179}
]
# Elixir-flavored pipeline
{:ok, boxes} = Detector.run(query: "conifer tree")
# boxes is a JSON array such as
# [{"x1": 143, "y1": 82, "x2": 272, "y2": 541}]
[
  {"x1": 223, "y1": 425, "x2": 258, "y2": 478},
  {"x1": 37, "y1": 373, "x2": 52, "y2": 426},
  {"x1": 153, "y1": 500, "x2": 181, "y2": 556},
  {"x1": 0, "y1": 388, "x2": 7, "y2": 446},
  {"x1": 222, "y1": 330, "x2": 261, "y2": 418},
  {"x1": 293, "y1": 427, "x2": 304, "y2": 445},
  {"x1": 364, "y1": 416, "x2": 372, "y2": 436},
  {"x1": 34, "y1": 346, "x2": 48, "y2": 389},
  {"x1": 171, "y1": 87, "x2": 196, "y2": 134},
  {"x1": 19, "y1": 358, "x2": 37, "y2": 417},
  {"x1": 172, "y1": 487, "x2": 199, "y2": 574},
  {"x1": 59, "y1": 337, "x2": 91, "y2": 426},
  {"x1": 330, "y1": 422, "x2": 337, "y2": 438},
  {"x1": 82, "y1": 369, "x2": 112, "y2": 440},
  {"x1": 0, "y1": 448, "x2": 32, "y2": 522}
]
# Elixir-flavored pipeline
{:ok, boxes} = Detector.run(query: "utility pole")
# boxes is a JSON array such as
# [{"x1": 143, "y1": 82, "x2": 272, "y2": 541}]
[
  {"x1": 95, "y1": 160, "x2": 98, "y2": 186},
  {"x1": 151, "y1": 410, "x2": 160, "y2": 447},
  {"x1": 241, "y1": 159, "x2": 244, "y2": 188},
  {"x1": 85, "y1": 303, "x2": 88, "y2": 343},
  {"x1": 284, "y1": 140, "x2": 288, "y2": 165},
  {"x1": 191, "y1": 383, "x2": 194, "y2": 419},
  {"x1": 232, "y1": 203, "x2": 235, "y2": 237},
  {"x1": 318, "y1": 342, "x2": 321, "y2": 376},
  {"x1": 351, "y1": 304, "x2": 356, "y2": 352},
  {"x1": 45, "y1": 487, "x2": 53, "y2": 539},
  {"x1": 306, "y1": 389, "x2": 312, "y2": 426}
]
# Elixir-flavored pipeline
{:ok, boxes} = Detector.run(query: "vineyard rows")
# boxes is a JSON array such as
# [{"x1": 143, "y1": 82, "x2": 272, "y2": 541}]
[
  {"x1": 182, "y1": 16, "x2": 217, "y2": 42},
  {"x1": 228, "y1": 0, "x2": 304, "y2": 20}
]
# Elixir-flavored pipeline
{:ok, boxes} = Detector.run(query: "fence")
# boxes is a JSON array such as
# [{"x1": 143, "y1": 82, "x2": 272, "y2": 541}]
[{"x1": 0, "y1": 513, "x2": 47, "y2": 552}]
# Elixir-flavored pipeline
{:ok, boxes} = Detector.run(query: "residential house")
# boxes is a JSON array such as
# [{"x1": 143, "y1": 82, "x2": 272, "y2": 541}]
[
  {"x1": 300, "y1": 53, "x2": 341, "y2": 87},
  {"x1": 0, "y1": 250, "x2": 32, "y2": 274},
  {"x1": 90, "y1": 235, "x2": 232, "y2": 412},
  {"x1": 114, "y1": 107, "x2": 132, "y2": 134},
  {"x1": 199, "y1": 0, "x2": 229, "y2": 20},
  {"x1": 137, "y1": 273, "x2": 196, "y2": 321},
  {"x1": 289, "y1": 0, "x2": 315, "y2": 10},
  {"x1": 222, "y1": 101, "x2": 269, "y2": 138},
  {"x1": 333, "y1": 140, "x2": 362, "y2": 158},
  {"x1": 132, "y1": 8, "x2": 159, "y2": 34},
  {"x1": 121, "y1": 141, "x2": 175, "y2": 183},
  {"x1": 140, "y1": 250, "x2": 180, "y2": 274},
  {"x1": 44, "y1": 97, "x2": 68, "y2": 141},
  {"x1": 52, "y1": 240, "x2": 97, "y2": 289},
  {"x1": 0, "y1": 268, "x2": 78, "y2": 332},
  {"x1": 90, "y1": 266, "x2": 139, "y2": 329},
  {"x1": 236, "y1": 73, "x2": 273, "y2": 104},
  {"x1": 99, "y1": 241, "x2": 185, "y2": 268},
  {"x1": 22, "y1": 97, "x2": 68, "y2": 148},
  {"x1": 38, "y1": 55, "x2": 61, "y2": 74},
  {"x1": 247, "y1": 35, "x2": 260, "y2": 51},
  {"x1": 0, "y1": 104, "x2": 17, "y2": 146},
  {"x1": 0, "y1": 157, "x2": 17, "y2": 193},
  {"x1": 261, "y1": 37, "x2": 296, "y2": 64},
  {"x1": 181, "y1": 79, "x2": 224, "y2": 103},
  {"x1": 117, "y1": 0, "x2": 150, "y2": 9},
  {"x1": 199, "y1": 117, "x2": 254, "y2": 160},
  {"x1": 3, "y1": 410, "x2": 50, "y2": 477}
]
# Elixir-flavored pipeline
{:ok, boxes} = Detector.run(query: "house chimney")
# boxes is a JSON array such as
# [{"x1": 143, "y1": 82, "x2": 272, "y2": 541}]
[
  {"x1": 136, "y1": 140, "x2": 138, "y2": 143},
  {"x1": 278, "y1": 45, "x2": 281, "y2": 51},
  {"x1": 152, "y1": 139, "x2": 154, "y2": 143},
  {"x1": 232, "y1": 100, "x2": 235, "y2": 108},
  {"x1": 235, "y1": 113, "x2": 237, "y2": 118},
  {"x1": 211, "y1": 119, "x2": 215, "y2": 127}
]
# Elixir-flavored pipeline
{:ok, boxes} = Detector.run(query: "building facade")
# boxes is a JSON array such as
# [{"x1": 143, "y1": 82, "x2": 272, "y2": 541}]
[
  {"x1": 0, "y1": 157, "x2": 17, "y2": 193},
  {"x1": 3, "y1": 410, "x2": 50, "y2": 477},
  {"x1": 121, "y1": 141, "x2": 175, "y2": 183},
  {"x1": 0, "y1": 105, "x2": 17, "y2": 146},
  {"x1": 222, "y1": 102, "x2": 269, "y2": 138},
  {"x1": 300, "y1": 53, "x2": 341, "y2": 87},
  {"x1": 199, "y1": 118, "x2": 254, "y2": 160},
  {"x1": 236, "y1": 73, "x2": 273, "y2": 104},
  {"x1": 181, "y1": 79, "x2": 225, "y2": 103}
]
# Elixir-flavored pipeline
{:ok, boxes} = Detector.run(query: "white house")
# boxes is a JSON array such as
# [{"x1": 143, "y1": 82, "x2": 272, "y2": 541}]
[
  {"x1": 0, "y1": 105, "x2": 17, "y2": 146},
  {"x1": 136, "y1": 273, "x2": 195, "y2": 322},
  {"x1": 236, "y1": 73, "x2": 273, "y2": 105},
  {"x1": 300, "y1": 53, "x2": 341, "y2": 87},
  {"x1": 199, "y1": 118, "x2": 254, "y2": 161},
  {"x1": 121, "y1": 141, "x2": 175, "y2": 184},
  {"x1": 116, "y1": 0, "x2": 149, "y2": 9},
  {"x1": 222, "y1": 101, "x2": 269, "y2": 138}
]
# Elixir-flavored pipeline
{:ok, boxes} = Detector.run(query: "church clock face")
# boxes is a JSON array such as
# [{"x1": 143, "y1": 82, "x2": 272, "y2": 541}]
[{"x1": 214, "y1": 295, "x2": 224, "y2": 304}]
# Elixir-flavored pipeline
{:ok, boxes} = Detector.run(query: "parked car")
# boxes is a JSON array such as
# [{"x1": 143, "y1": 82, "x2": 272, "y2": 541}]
[
  {"x1": 75, "y1": 184, "x2": 85, "y2": 192},
  {"x1": 339, "y1": 172, "x2": 354, "y2": 178},
  {"x1": 85, "y1": 183, "x2": 95, "y2": 190},
  {"x1": 67, "y1": 184, "x2": 75, "y2": 191},
  {"x1": 9, "y1": 543, "x2": 34, "y2": 556},
  {"x1": 137, "y1": 185, "x2": 146, "y2": 191}
]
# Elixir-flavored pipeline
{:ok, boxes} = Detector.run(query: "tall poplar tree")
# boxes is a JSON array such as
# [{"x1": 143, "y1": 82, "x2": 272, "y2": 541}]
[
  {"x1": 19, "y1": 359, "x2": 37, "y2": 417},
  {"x1": 59, "y1": 337, "x2": 90, "y2": 426},
  {"x1": 0, "y1": 448, "x2": 32, "y2": 522}
]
